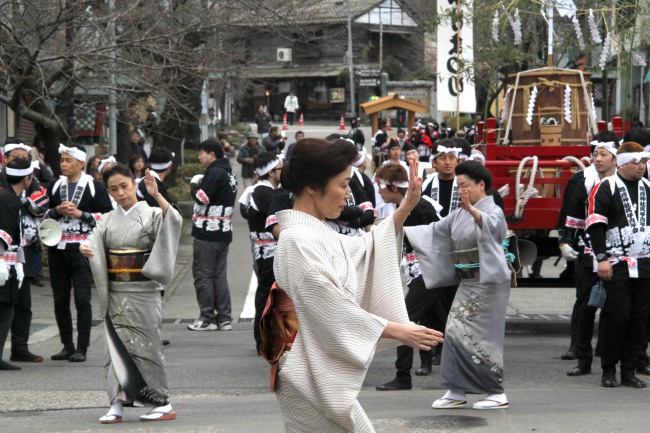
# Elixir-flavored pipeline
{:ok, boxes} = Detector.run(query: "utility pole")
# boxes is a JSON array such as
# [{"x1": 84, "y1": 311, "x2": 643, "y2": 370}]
[
  {"x1": 108, "y1": 0, "x2": 117, "y2": 155},
  {"x1": 348, "y1": 13, "x2": 356, "y2": 118}
]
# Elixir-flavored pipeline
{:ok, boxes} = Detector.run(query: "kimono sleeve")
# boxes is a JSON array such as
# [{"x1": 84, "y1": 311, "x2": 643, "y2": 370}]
[
  {"x1": 475, "y1": 204, "x2": 511, "y2": 285},
  {"x1": 85, "y1": 215, "x2": 110, "y2": 317},
  {"x1": 142, "y1": 206, "x2": 182, "y2": 286},
  {"x1": 404, "y1": 216, "x2": 459, "y2": 289}
]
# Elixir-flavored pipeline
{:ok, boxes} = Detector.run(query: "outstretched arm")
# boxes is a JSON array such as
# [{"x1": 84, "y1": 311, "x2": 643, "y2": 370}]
[{"x1": 391, "y1": 157, "x2": 422, "y2": 232}]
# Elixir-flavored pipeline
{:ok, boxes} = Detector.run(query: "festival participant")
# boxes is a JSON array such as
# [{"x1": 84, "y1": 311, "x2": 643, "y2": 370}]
[
  {"x1": 272, "y1": 138, "x2": 443, "y2": 431},
  {"x1": 1, "y1": 141, "x2": 49, "y2": 364},
  {"x1": 423, "y1": 139, "x2": 461, "y2": 218},
  {"x1": 406, "y1": 161, "x2": 512, "y2": 409},
  {"x1": 382, "y1": 140, "x2": 408, "y2": 170},
  {"x1": 586, "y1": 142, "x2": 650, "y2": 388},
  {"x1": 0, "y1": 159, "x2": 33, "y2": 370},
  {"x1": 351, "y1": 147, "x2": 375, "y2": 208},
  {"x1": 374, "y1": 163, "x2": 443, "y2": 391},
  {"x1": 241, "y1": 153, "x2": 283, "y2": 353},
  {"x1": 136, "y1": 147, "x2": 175, "y2": 207},
  {"x1": 81, "y1": 164, "x2": 182, "y2": 423},
  {"x1": 45, "y1": 144, "x2": 113, "y2": 362},
  {"x1": 557, "y1": 132, "x2": 619, "y2": 369}
]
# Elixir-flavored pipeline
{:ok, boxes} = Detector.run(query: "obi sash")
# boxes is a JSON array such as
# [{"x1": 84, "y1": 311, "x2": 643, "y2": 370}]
[
  {"x1": 107, "y1": 249, "x2": 151, "y2": 282},
  {"x1": 453, "y1": 247, "x2": 480, "y2": 280}
]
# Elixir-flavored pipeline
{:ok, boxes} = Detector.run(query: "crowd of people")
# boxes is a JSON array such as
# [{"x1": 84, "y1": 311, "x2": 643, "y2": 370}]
[{"x1": 3, "y1": 113, "x2": 650, "y2": 431}]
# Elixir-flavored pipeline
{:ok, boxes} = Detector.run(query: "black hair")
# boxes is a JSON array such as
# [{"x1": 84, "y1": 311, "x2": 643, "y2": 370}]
[
  {"x1": 452, "y1": 138, "x2": 473, "y2": 157},
  {"x1": 254, "y1": 152, "x2": 279, "y2": 180},
  {"x1": 148, "y1": 147, "x2": 174, "y2": 171},
  {"x1": 325, "y1": 133, "x2": 347, "y2": 141},
  {"x1": 5, "y1": 158, "x2": 31, "y2": 185},
  {"x1": 403, "y1": 143, "x2": 417, "y2": 153},
  {"x1": 591, "y1": 130, "x2": 622, "y2": 155},
  {"x1": 197, "y1": 138, "x2": 224, "y2": 159},
  {"x1": 4, "y1": 136, "x2": 22, "y2": 146},
  {"x1": 103, "y1": 163, "x2": 135, "y2": 184},
  {"x1": 269, "y1": 125, "x2": 279, "y2": 133},
  {"x1": 281, "y1": 138, "x2": 358, "y2": 195},
  {"x1": 295, "y1": 130, "x2": 305, "y2": 138},
  {"x1": 455, "y1": 160, "x2": 492, "y2": 190},
  {"x1": 431, "y1": 138, "x2": 455, "y2": 156},
  {"x1": 622, "y1": 127, "x2": 650, "y2": 147}
]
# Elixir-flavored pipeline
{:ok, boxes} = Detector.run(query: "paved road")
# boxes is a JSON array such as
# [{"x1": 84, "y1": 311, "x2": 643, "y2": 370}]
[{"x1": 3, "y1": 123, "x2": 648, "y2": 432}]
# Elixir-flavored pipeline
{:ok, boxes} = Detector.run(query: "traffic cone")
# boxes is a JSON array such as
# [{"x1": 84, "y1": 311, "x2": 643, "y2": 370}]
[
  {"x1": 339, "y1": 114, "x2": 345, "y2": 130},
  {"x1": 299, "y1": 112, "x2": 304, "y2": 126},
  {"x1": 386, "y1": 116, "x2": 392, "y2": 131},
  {"x1": 282, "y1": 113, "x2": 289, "y2": 131}
]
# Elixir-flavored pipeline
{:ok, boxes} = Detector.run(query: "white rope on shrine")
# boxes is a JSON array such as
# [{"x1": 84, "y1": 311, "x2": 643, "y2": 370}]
[
  {"x1": 498, "y1": 184, "x2": 510, "y2": 198},
  {"x1": 580, "y1": 156, "x2": 591, "y2": 167},
  {"x1": 514, "y1": 156, "x2": 540, "y2": 220},
  {"x1": 559, "y1": 155, "x2": 586, "y2": 171}
]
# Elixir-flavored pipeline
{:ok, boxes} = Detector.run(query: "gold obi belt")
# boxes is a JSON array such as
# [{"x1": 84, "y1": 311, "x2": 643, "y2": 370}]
[
  {"x1": 107, "y1": 249, "x2": 151, "y2": 282},
  {"x1": 453, "y1": 247, "x2": 480, "y2": 280}
]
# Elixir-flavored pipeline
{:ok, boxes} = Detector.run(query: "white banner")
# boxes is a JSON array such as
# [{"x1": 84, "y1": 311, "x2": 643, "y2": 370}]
[{"x1": 436, "y1": 0, "x2": 476, "y2": 114}]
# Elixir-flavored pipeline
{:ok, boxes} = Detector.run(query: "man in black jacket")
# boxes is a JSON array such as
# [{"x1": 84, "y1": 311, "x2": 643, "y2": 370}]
[
  {"x1": 46, "y1": 144, "x2": 113, "y2": 362},
  {"x1": 189, "y1": 139, "x2": 238, "y2": 332}
]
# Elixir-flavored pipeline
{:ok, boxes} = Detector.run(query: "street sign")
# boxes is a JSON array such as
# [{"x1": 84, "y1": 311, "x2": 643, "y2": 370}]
[
  {"x1": 360, "y1": 78, "x2": 380, "y2": 87},
  {"x1": 358, "y1": 69, "x2": 381, "y2": 77}
]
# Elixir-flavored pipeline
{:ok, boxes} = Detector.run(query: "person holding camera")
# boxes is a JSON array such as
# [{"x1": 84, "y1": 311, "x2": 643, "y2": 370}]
[{"x1": 262, "y1": 126, "x2": 286, "y2": 156}]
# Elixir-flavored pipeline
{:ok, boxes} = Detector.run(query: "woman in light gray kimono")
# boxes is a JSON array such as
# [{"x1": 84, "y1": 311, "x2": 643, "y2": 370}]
[
  {"x1": 80, "y1": 164, "x2": 182, "y2": 423},
  {"x1": 405, "y1": 161, "x2": 512, "y2": 410},
  {"x1": 274, "y1": 138, "x2": 444, "y2": 432}
]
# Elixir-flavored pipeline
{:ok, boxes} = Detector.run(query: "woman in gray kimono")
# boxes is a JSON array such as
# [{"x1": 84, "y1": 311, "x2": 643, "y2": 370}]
[
  {"x1": 80, "y1": 164, "x2": 182, "y2": 423},
  {"x1": 405, "y1": 161, "x2": 511, "y2": 410}
]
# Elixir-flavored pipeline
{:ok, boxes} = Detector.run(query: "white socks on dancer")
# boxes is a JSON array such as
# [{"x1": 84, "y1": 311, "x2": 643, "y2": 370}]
[
  {"x1": 107, "y1": 400, "x2": 123, "y2": 417},
  {"x1": 442, "y1": 390, "x2": 466, "y2": 401},
  {"x1": 483, "y1": 393, "x2": 508, "y2": 403}
]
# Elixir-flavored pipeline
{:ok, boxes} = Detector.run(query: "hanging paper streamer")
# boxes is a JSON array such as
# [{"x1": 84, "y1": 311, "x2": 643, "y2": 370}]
[
  {"x1": 509, "y1": 9, "x2": 522, "y2": 46},
  {"x1": 526, "y1": 86, "x2": 538, "y2": 126},
  {"x1": 632, "y1": 52, "x2": 647, "y2": 67},
  {"x1": 492, "y1": 10, "x2": 499, "y2": 42},
  {"x1": 588, "y1": 9, "x2": 602, "y2": 45},
  {"x1": 591, "y1": 92, "x2": 597, "y2": 124},
  {"x1": 500, "y1": 87, "x2": 512, "y2": 124},
  {"x1": 564, "y1": 85, "x2": 572, "y2": 124},
  {"x1": 572, "y1": 16, "x2": 585, "y2": 51},
  {"x1": 599, "y1": 33, "x2": 611, "y2": 69}
]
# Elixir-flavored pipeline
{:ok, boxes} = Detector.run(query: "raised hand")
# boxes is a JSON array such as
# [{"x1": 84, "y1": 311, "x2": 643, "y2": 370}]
[{"x1": 144, "y1": 169, "x2": 159, "y2": 198}]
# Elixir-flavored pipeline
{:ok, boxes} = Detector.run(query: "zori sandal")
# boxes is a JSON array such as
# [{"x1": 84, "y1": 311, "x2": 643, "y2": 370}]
[
  {"x1": 140, "y1": 404, "x2": 177, "y2": 421},
  {"x1": 432, "y1": 398, "x2": 467, "y2": 409},
  {"x1": 99, "y1": 413, "x2": 122, "y2": 424}
]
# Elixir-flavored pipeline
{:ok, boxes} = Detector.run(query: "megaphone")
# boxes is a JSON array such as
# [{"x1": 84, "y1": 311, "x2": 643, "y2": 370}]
[
  {"x1": 38, "y1": 219, "x2": 62, "y2": 247},
  {"x1": 517, "y1": 239, "x2": 538, "y2": 268}
]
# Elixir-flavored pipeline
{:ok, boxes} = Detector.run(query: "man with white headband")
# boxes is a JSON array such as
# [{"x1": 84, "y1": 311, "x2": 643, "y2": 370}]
[
  {"x1": 137, "y1": 147, "x2": 175, "y2": 208},
  {"x1": 45, "y1": 143, "x2": 112, "y2": 362},
  {"x1": 374, "y1": 162, "x2": 443, "y2": 391},
  {"x1": 558, "y1": 131, "x2": 620, "y2": 374},
  {"x1": 418, "y1": 138, "x2": 461, "y2": 370},
  {"x1": 97, "y1": 156, "x2": 117, "y2": 176},
  {"x1": 1, "y1": 139, "x2": 49, "y2": 364},
  {"x1": 586, "y1": 141, "x2": 650, "y2": 389},
  {"x1": 189, "y1": 139, "x2": 238, "y2": 332},
  {"x1": 242, "y1": 153, "x2": 283, "y2": 353},
  {"x1": 0, "y1": 158, "x2": 34, "y2": 370}
]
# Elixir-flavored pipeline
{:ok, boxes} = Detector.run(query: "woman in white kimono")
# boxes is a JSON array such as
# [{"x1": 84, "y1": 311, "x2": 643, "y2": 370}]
[
  {"x1": 80, "y1": 164, "x2": 182, "y2": 423},
  {"x1": 273, "y1": 138, "x2": 444, "y2": 433},
  {"x1": 405, "y1": 161, "x2": 512, "y2": 410}
]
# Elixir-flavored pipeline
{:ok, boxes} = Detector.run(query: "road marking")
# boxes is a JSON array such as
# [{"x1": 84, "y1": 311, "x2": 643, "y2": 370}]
[
  {"x1": 240, "y1": 272, "x2": 257, "y2": 319},
  {"x1": 28, "y1": 325, "x2": 60, "y2": 344}
]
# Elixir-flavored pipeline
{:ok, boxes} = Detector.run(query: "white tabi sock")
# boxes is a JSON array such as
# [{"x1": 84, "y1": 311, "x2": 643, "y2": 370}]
[
  {"x1": 483, "y1": 393, "x2": 508, "y2": 403},
  {"x1": 442, "y1": 390, "x2": 466, "y2": 401}
]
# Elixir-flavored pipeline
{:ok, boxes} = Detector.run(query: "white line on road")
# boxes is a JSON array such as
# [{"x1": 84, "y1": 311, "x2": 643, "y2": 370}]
[{"x1": 240, "y1": 272, "x2": 257, "y2": 319}]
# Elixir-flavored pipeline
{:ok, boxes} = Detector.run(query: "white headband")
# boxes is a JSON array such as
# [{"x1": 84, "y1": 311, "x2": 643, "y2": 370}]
[
  {"x1": 58, "y1": 143, "x2": 86, "y2": 161},
  {"x1": 590, "y1": 140, "x2": 617, "y2": 156},
  {"x1": 433, "y1": 145, "x2": 461, "y2": 159},
  {"x1": 379, "y1": 180, "x2": 409, "y2": 189},
  {"x1": 617, "y1": 151, "x2": 650, "y2": 167},
  {"x1": 255, "y1": 157, "x2": 282, "y2": 176},
  {"x1": 4, "y1": 143, "x2": 31, "y2": 155},
  {"x1": 150, "y1": 152, "x2": 175, "y2": 171},
  {"x1": 5, "y1": 165, "x2": 34, "y2": 177},
  {"x1": 98, "y1": 156, "x2": 117, "y2": 173},
  {"x1": 469, "y1": 153, "x2": 486, "y2": 162},
  {"x1": 353, "y1": 149, "x2": 371, "y2": 167}
]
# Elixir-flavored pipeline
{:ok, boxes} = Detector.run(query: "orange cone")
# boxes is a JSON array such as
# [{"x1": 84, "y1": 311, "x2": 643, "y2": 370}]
[
  {"x1": 386, "y1": 116, "x2": 392, "y2": 131},
  {"x1": 339, "y1": 114, "x2": 345, "y2": 130},
  {"x1": 282, "y1": 113, "x2": 289, "y2": 131},
  {"x1": 299, "y1": 112, "x2": 304, "y2": 126}
]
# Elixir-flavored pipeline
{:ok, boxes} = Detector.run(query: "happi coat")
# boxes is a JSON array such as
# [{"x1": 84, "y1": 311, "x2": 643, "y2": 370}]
[
  {"x1": 86, "y1": 201, "x2": 182, "y2": 406},
  {"x1": 405, "y1": 196, "x2": 511, "y2": 394},
  {"x1": 273, "y1": 210, "x2": 409, "y2": 433}
]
